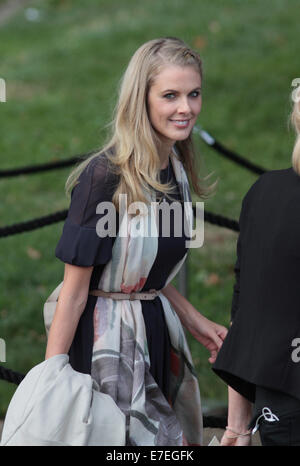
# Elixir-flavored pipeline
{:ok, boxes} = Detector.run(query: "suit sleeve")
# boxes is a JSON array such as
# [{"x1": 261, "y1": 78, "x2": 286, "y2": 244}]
[{"x1": 230, "y1": 186, "x2": 254, "y2": 322}]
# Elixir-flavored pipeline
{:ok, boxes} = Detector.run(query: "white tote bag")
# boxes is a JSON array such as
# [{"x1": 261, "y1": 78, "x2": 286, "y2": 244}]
[{"x1": 1, "y1": 354, "x2": 126, "y2": 446}]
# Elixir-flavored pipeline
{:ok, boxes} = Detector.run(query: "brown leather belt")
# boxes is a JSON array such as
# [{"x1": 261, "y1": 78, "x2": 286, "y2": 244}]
[{"x1": 89, "y1": 288, "x2": 161, "y2": 301}]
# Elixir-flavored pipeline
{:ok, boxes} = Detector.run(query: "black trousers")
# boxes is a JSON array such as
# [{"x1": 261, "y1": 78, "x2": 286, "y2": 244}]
[{"x1": 249, "y1": 386, "x2": 300, "y2": 446}]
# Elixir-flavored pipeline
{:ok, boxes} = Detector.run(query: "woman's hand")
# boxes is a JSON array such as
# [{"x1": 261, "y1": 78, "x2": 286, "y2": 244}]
[{"x1": 185, "y1": 311, "x2": 228, "y2": 364}]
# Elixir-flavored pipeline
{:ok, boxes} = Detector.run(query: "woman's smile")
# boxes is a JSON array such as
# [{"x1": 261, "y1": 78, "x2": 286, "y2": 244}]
[{"x1": 169, "y1": 119, "x2": 191, "y2": 128}]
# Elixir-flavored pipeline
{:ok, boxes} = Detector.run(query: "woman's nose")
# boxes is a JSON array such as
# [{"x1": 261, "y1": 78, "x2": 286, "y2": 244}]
[{"x1": 177, "y1": 97, "x2": 191, "y2": 114}]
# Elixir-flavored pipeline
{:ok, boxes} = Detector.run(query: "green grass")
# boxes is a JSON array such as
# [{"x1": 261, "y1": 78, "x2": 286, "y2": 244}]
[{"x1": 0, "y1": 0, "x2": 299, "y2": 417}]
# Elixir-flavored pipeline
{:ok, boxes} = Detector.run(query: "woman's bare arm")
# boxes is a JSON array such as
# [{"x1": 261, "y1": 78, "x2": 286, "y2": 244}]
[
  {"x1": 45, "y1": 264, "x2": 94, "y2": 359},
  {"x1": 161, "y1": 283, "x2": 227, "y2": 363},
  {"x1": 220, "y1": 386, "x2": 253, "y2": 446},
  {"x1": 161, "y1": 282, "x2": 198, "y2": 328}
]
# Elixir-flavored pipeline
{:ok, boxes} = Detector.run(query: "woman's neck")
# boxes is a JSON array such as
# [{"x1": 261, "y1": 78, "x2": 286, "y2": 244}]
[{"x1": 158, "y1": 141, "x2": 174, "y2": 169}]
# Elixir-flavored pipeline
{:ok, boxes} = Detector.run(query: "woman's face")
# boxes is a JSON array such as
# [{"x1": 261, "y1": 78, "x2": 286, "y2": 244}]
[{"x1": 147, "y1": 65, "x2": 202, "y2": 148}]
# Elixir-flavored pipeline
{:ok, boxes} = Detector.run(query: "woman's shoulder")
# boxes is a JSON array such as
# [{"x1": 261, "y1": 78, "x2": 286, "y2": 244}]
[
  {"x1": 245, "y1": 167, "x2": 295, "y2": 198},
  {"x1": 258, "y1": 167, "x2": 295, "y2": 182},
  {"x1": 82, "y1": 150, "x2": 119, "y2": 184},
  {"x1": 73, "y1": 151, "x2": 119, "y2": 200},
  {"x1": 240, "y1": 167, "x2": 299, "y2": 217},
  {"x1": 69, "y1": 150, "x2": 120, "y2": 208}
]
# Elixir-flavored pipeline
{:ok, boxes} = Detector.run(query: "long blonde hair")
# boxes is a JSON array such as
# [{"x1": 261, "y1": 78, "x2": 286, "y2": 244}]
[
  {"x1": 290, "y1": 86, "x2": 300, "y2": 175},
  {"x1": 65, "y1": 37, "x2": 209, "y2": 210}
]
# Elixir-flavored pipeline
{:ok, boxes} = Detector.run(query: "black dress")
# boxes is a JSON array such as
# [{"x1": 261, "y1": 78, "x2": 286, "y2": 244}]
[{"x1": 55, "y1": 153, "x2": 189, "y2": 400}]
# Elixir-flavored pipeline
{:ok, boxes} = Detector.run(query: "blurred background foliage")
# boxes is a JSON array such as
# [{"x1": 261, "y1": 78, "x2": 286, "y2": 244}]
[{"x1": 0, "y1": 0, "x2": 298, "y2": 417}]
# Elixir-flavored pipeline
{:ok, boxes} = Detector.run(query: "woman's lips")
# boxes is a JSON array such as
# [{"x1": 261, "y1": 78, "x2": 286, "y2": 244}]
[{"x1": 169, "y1": 119, "x2": 191, "y2": 128}]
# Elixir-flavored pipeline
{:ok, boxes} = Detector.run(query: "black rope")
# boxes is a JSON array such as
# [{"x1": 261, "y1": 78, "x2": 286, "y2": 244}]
[
  {"x1": 203, "y1": 209, "x2": 239, "y2": 232},
  {"x1": 0, "y1": 364, "x2": 227, "y2": 428},
  {"x1": 0, "y1": 365, "x2": 25, "y2": 385},
  {"x1": 0, "y1": 207, "x2": 239, "y2": 238},
  {"x1": 0, "y1": 152, "x2": 95, "y2": 178},
  {"x1": 194, "y1": 125, "x2": 267, "y2": 175},
  {"x1": 0, "y1": 210, "x2": 68, "y2": 238},
  {"x1": 0, "y1": 128, "x2": 267, "y2": 179}
]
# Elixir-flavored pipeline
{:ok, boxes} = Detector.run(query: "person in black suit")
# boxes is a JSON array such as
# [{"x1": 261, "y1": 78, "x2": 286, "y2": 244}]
[{"x1": 213, "y1": 89, "x2": 300, "y2": 446}]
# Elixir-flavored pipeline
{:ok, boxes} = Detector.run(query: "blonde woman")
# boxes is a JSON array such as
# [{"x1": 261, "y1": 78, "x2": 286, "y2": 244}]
[
  {"x1": 213, "y1": 92, "x2": 300, "y2": 446},
  {"x1": 45, "y1": 37, "x2": 227, "y2": 446}
]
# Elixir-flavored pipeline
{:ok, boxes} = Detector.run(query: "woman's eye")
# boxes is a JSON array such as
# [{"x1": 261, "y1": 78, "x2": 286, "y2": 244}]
[
  {"x1": 163, "y1": 90, "x2": 201, "y2": 99},
  {"x1": 163, "y1": 93, "x2": 176, "y2": 99}
]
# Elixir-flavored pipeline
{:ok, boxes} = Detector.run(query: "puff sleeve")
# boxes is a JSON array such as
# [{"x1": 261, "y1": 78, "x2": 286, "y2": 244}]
[{"x1": 55, "y1": 155, "x2": 119, "y2": 267}]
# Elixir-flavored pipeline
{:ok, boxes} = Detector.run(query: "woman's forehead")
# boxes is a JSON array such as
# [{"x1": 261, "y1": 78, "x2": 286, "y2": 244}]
[{"x1": 150, "y1": 65, "x2": 201, "y2": 90}]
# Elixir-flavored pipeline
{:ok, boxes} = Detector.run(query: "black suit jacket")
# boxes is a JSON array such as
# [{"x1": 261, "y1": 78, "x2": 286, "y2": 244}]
[{"x1": 213, "y1": 167, "x2": 300, "y2": 402}]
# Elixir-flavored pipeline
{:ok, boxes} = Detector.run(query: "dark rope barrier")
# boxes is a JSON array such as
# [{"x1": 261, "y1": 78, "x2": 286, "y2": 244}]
[
  {"x1": 0, "y1": 210, "x2": 68, "y2": 238},
  {"x1": 0, "y1": 127, "x2": 267, "y2": 178},
  {"x1": 194, "y1": 125, "x2": 267, "y2": 176},
  {"x1": 203, "y1": 209, "x2": 239, "y2": 232},
  {"x1": 0, "y1": 364, "x2": 227, "y2": 428},
  {"x1": 0, "y1": 207, "x2": 239, "y2": 238},
  {"x1": 0, "y1": 151, "x2": 96, "y2": 178},
  {"x1": 0, "y1": 365, "x2": 25, "y2": 385}
]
